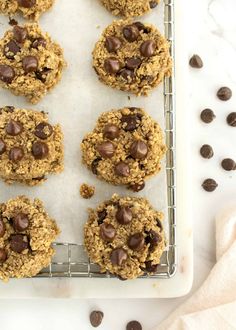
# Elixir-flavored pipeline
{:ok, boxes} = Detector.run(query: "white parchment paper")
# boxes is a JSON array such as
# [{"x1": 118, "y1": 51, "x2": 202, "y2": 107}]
[{"x1": 0, "y1": 0, "x2": 167, "y2": 244}]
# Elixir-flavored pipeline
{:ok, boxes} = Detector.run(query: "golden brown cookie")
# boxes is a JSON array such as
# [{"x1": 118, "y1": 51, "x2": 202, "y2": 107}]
[
  {"x1": 0, "y1": 23, "x2": 66, "y2": 104},
  {"x1": 0, "y1": 106, "x2": 64, "y2": 186},
  {"x1": 92, "y1": 19, "x2": 171, "y2": 96},
  {"x1": 0, "y1": 195, "x2": 60, "y2": 282},
  {"x1": 84, "y1": 194, "x2": 165, "y2": 280}
]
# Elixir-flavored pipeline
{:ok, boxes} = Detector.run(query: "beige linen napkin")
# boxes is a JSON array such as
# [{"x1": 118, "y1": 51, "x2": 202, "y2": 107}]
[{"x1": 153, "y1": 207, "x2": 236, "y2": 330}]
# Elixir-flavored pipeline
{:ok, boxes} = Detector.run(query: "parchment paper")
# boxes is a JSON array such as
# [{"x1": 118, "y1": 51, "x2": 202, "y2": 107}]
[{"x1": 0, "y1": 0, "x2": 167, "y2": 244}]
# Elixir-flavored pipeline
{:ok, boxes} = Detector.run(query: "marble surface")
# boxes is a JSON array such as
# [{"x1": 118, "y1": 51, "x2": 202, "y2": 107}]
[{"x1": 1, "y1": 0, "x2": 236, "y2": 328}]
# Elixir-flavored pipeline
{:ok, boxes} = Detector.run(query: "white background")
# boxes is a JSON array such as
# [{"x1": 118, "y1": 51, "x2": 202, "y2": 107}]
[{"x1": 1, "y1": 0, "x2": 236, "y2": 329}]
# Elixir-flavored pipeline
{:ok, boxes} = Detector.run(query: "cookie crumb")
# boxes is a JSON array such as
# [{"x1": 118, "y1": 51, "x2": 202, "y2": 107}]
[{"x1": 80, "y1": 183, "x2": 95, "y2": 199}]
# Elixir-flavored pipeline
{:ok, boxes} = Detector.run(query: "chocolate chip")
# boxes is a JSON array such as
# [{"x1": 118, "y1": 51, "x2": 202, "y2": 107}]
[
  {"x1": 9, "y1": 147, "x2": 24, "y2": 162},
  {"x1": 5, "y1": 120, "x2": 23, "y2": 136},
  {"x1": 9, "y1": 18, "x2": 18, "y2": 26},
  {"x1": 0, "y1": 248, "x2": 7, "y2": 263},
  {"x1": 105, "y1": 36, "x2": 121, "y2": 52},
  {"x1": 221, "y1": 158, "x2": 236, "y2": 171},
  {"x1": 97, "y1": 209, "x2": 107, "y2": 224},
  {"x1": 91, "y1": 158, "x2": 101, "y2": 175},
  {"x1": 200, "y1": 109, "x2": 215, "y2": 123},
  {"x1": 145, "y1": 230, "x2": 161, "y2": 250},
  {"x1": 189, "y1": 54, "x2": 203, "y2": 68},
  {"x1": 13, "y1": 25, "x2": 27, "y2": 43},
  {"x1": 156, "y1": 218, "x2": 163, "y2": 231},
  {"x1": 32, "y1": 38, "x2": 46, "y2": 49},
  {"x1": 227, "y1": 112, "x2": 236, "y2": 127},
  {"x1": 0, "y1": 218, "x2": 6, "y2": 238},
  {"x1": 130, "y1": 140, "x2": 148, "y2": 159},
  {"x1": 121, "y1": 114, "x2": 139, "y2": 131},
  {"x1": 4, "y1": 40, "x2": 20, "y2": 59},
  {"x1": 35, "y1": 68, "x2": 51, "y2": 83},
  {"x1": 128, "y1": 181, "x2": 145, "y2": 192},
  {"x1": 128, "y1": 233, "x2": 144, "y2": 251},
  {"x1": 10, "y1": 234, "x2": 28, "y2": 253},
  {"x1": 90, "y1": 311, "x2": 104, "y2": 328},
  {"x1": 126, "y1": 320, "x2": 142, "y2": 330},
  {"x1": 17, "y1": 0, "x2": 36, "y2": 8},
  {"x1": 13, "y1": 213, "x2": 29, "y2": 232},
  {"x1": 103, "y1": 124, "x2": 120, "y2": 140},
  {"x1": 202, "y1": 178, "x2": 218, "y2": 192},
  {"x1": 116, "y1": 206, "x2": 132, "y2": 225},
  {"x1": 140, "y1": 40, "x2": 156, "y2": 57},
  {"x1": 110, "y1": 248, "x2": 127, "y2": 266},
  {"x1": 217, "y1": 87, "x2": 232, "y2": 101},
  {"x1": 0, "y1": 106, "x2": 15, "y2": 113},
  {"x1": 200, "y1": 144, "x2": 214, "y2": 159},
  {"x1": 100, "y1": 223, "x2": 116, "y2": 242},
  {"x1": 34, "y1": 122, "x2": 53, "y2": 140},
  {"x1": 22, "y1": 56, "x2": 38, "y2": 73},
  {"x1": 120, "y1": 68, "x2": 135, "y2": 81},
  {"x1": 0, "y1": 139, "x2": 6, "y2": 155},
  {"x1": 104, "y1": 58, "x2": 120, "y2": 74},
  {"x1": 149, "y1": 1, "x2": 157, "y2": 8},
  {"x1": 32, "y1": 141, "x2": 49, "y2": 159},
  {"x1": 0, "y1": 64, "x2": 15, "y2": 83},
  {"x1": 144, "y1": 260, "x2": 159, "y2": 273},
  {"x1": 115, "y1": 161, "x2": 130, "y2": 177},
  {"x1": 134, "y1": 22, "x2": 149, "y2": 33},
  {"x1": 97, "y1": 141, "x2": 115, "y2": 159},
  {"x1": 123, "y1": 24, "x2": 139, "y2": 42},
  {"x1": 126, "y1": 58, "x2": 142, "y2": 70}
]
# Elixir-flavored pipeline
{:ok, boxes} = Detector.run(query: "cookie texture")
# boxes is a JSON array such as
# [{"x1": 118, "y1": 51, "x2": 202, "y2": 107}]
[
  {"x1": 92, "y1": 19, "x2": 171, "y2": 96},
  {"x1": 100, "y1": 0, "x2": 160, "y2": 17},
  {"x1": 0, "y1": 23, "x2": 66, "y2": 104},
  {"x1": 81, "y1": 107, "x2": 166, "y2": 190},
  {"x1": 0, "y1": 195, "x2": 60, "y2": 281},
  {"x1": 0, "y1": 0, "x2": 55, "y2": 20},
  {"x1": 0, "y1": 106, "x2": 64, "y2": 186},
  {"x1": 84, "y1": 194, "x2": 165, "y2": 279}
]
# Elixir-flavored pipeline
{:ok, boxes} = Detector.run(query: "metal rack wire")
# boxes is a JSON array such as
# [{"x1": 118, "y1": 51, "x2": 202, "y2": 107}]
[{"x1": 37, "y1": 0, "x2": 177, "y2": 280}]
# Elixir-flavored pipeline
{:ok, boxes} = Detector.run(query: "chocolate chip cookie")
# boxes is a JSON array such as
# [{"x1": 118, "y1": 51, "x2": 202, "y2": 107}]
[
  {"x1": 81, "y1": 107, "x2": 166, "y2": 190},
  {"x1": 0, "y1": 195, "x2": 60, "y2": 281},
  {"x1": 0, "y1": 106, "x2": 63, "y2": 185},
  {"x1": 92, "y1": 19, "x2": 171, "y2": 96},
  {"x1": 0, "y1": 23, "x2": 66, "y2": 104},
  {"x1": 0, "y1": 0, "x2": 55, "y2": 20},
  {"x1": 100, "y1": 0, "x2": 160, "y2": 17},
  {"x1": 84, "y1": 194, "x2": 165, "y2": 280}
]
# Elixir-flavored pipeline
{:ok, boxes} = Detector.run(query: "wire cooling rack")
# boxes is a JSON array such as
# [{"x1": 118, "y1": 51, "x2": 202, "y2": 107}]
[{"x1": 37, "y1": 0, "x2": 177, "y2": 279}]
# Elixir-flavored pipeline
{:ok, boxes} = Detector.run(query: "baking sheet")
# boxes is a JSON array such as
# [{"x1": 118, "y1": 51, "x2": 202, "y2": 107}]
[{"x1": 0, "y1": 0, "x2": 167, "y2": 245}]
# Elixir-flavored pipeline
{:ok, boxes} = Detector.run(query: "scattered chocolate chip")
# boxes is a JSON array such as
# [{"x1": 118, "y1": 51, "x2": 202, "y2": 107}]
[
  {"x1": 5, "y1": 120, "x2": 23, "y2": 136},
  {"x1": 126, "y1": 320, "x2": 142, "y2": 330},
  {"x1": 34, "y1": 122, "x2": 53, "y2": 140},
  {"x1": 126, "y1": 57, "x2": 142, "y2": 70},
  {"x1": 227, "y1": 112, "x2": 236, "y2": 127},
  {"x1": 9, "y1": 147, "x2": 24, "y2": 162},
  {"x1": 17, "y1": 0, "x2": 36, "y2": 8},
  {"x1": 114, "y1": 161, "x2": 130, "y2": 177},
  {"x1": 189, "y1": 54, "x2": 203, "y2": 68},
  {"x1": 9, "y1": 18, "x2": 18, "y2": 26},
  {"x1": 123, "y1": 24, "x2": 139, "y2": 42},
  {"x1": 0, "y1": 248, "x2": 7, "y2": 263},
  {"x1": 10, "y1": 234, "x2": 28, "y2": 253},
  {"x1": 144, "y1": 261, "x2": 159, "y2": 273},
  {"x1": 120, "y1": 68, "x2": 135, "y2": 81},
  {"x1": 100, "y1": 223, "x2": 116, "y2": 242},
  {"x1": 110, "y1": 248, "x2": 127, "y2": 266},
  {"x1": 200, "y1": 108, "x2": 215, "y2": 123},
  {"x1": 128, "y1": 233, "x2": 145, "y2": 251},
  {"x1": 202, "y1": 178, "x2": 218, "y2": 192},
  {"x1": 149, "y1": 1, "x2": 157, "y2": 8},
  {"x1": 97, "y1": 141, "x2": 115, "y2": 159},
  {"x1": 105, "y1": 36, "x2": 121, "y2": 52},
  {"x1": 90, "y1": 311, "x2": 104, "y2": 328},
  {"x1": 13, "y1": 25, "x2": 27, "y2": 43},
  {"x1": 0, "y1": 218, "x2": 6, "y2": 238},
  {"x1": 221, "y1": 158, "x2": 236, "y2": 171},
  {"x1": 200, "y1": 144, "x2": 214, "y2": 159},
  {"x1": 140, "y1": 40, "x2": 156, "y2": 57},
  {"x1": 4, "y1": 40, "x2": 20, "y2": 59},
  {"x1": 217, "y1": 87, "x2": 232, "y2": 101},
  {"x1": 22, "y1": 55, "x2": 38, "y2": 73},
  {"x1": 103, "y1": 124, "x2": 120, "y2": 140},
  {"x1": 13, "y1": 213, "x2": 29, "y2": 232},
  {"x1": 145, "y1": 230, "x2": 161, "y2": 250},
  {"x1": 116, "y1": 206, "x2": 132, "y2": 225},
  {"x1": 97, "y1": 209, "x2": 107, "y2": 224},
  {"x1": 121, "y1": 114, "x2": 139, "y2": 131},
  {"x1": 91, "y1": 158, "x2": 101, "y2": 175},
  {"x1": 0, "y1": 64, "x2": 15, "y2": 83},
  {"x1": 128, "y1": 181, "x2": 145, "y2": 192},
  {"x1": 32, "y1": 141, "x2": 49, "y2": 159},
  {"x1": 32, "y1": 37, "x2": 46, "y2": 49},
  {"x1": 130, "y1": 140, "x2": 148, "y2": 159},
  {"x1": 0, "y1": 139, "x2": 6, "y2": 155},
  {"x1": 104, "y1": 58, "x2": 121, "y2": 74}
]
